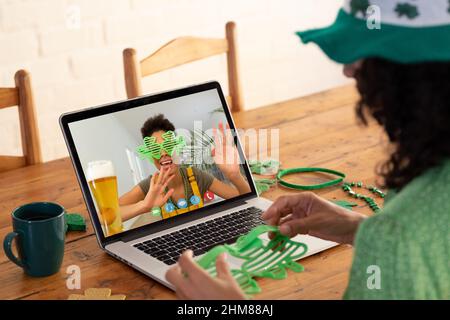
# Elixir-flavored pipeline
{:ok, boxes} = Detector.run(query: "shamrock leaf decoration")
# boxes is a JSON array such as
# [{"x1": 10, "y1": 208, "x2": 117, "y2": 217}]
[
  {"x1": 249, "y1": 159, "x2": 280, "y2": 175},
  {"x1": 395, "y1": 2, "x2": 419, "y2": 19},
  {"x1": 136, "y1": 130, "x2": 186, "y2": 161},
  {"x1": 68, "y1": 288, "x2": 126, "y2": 300},
  {"x1": 254, "y1": 178, "x2": 277, "y2": 195},
  {"x1": 161, "y1": 131, "x2": 186, "y2": 158},
  {"x1": 137, "y1": 136, "x2": 161, "y2": 160},
  {"x1": 350, "y1": 0, "x2": 371, "y2": 17},
  {"x1": 197, "y1": 225, "x2": 308, "y2": 295}
]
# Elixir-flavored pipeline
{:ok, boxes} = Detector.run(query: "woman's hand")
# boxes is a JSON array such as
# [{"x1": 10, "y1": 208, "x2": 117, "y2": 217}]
[
  {"x1": 212, "y1": 122, "x2": 241, "y2": 179},
  {"x1": 262, "y1": 192, "x2": 367, "y2": 244},
  {"x1": 165, "y1": 250, "x2": 246, "y2": 300},
  {"x1": 140, "y1": 166, "x2": 175, "y2": 210}
]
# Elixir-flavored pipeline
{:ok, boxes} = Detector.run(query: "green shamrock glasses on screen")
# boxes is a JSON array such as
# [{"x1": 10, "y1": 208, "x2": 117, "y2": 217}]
[{"x1": 136, "y1": 131, "x2": 186, "y2": 161}]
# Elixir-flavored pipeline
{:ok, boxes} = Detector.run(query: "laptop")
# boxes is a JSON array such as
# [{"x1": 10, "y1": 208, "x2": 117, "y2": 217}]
[{"x1": 60, "y1": 81, "x2": 337, "y2": 289}]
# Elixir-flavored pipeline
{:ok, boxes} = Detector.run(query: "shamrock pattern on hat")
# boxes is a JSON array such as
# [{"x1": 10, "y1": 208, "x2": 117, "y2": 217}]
[
  {"x1": 395, "y1": 2, "x2": 419, "y2": 19},
  {"x1": 346, "y1": 0, "x2": 450, "y2": 25},
  {"x1": 350, "y1": 0, "x2": 371, "y2": 17}
]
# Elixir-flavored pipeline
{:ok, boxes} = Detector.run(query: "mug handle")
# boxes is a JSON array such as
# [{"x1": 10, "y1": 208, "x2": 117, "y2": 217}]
[{"x1": 3, "y1": 232, "x2": 24, "y2": 268}]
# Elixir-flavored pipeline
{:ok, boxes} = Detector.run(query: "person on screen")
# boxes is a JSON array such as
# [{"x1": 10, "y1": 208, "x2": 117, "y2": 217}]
[
  {"x1": 165, "y1": 0, "x2": 449, "y2": 300},
  {"x1": 119, "y1": 114, "x2": 251, "y2": 228}
]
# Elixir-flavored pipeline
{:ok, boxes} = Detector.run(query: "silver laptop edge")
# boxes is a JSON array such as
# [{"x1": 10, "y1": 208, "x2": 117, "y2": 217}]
[{"x1": 62, "y1": 82, "x2": 338, "y2": 290}]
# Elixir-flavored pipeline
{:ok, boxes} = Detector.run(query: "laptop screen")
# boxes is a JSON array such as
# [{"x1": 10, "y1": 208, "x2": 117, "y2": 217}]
[{"x1": 66, "y1": 86, "x2": 254, "y2": 238}]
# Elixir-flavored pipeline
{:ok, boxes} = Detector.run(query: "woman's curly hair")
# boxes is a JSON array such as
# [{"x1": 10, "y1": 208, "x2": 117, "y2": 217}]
[
  {"x1": 355, "y1": 58, "x2": 450, "y2": 190},
  {"x1": 141, "y1": 114, "x2": 175, "y2": 138}
]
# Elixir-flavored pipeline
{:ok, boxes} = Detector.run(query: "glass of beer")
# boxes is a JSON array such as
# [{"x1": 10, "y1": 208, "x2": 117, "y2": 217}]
[{"x1": 87, "y1": 160, "x2": 123, "y2": 236}]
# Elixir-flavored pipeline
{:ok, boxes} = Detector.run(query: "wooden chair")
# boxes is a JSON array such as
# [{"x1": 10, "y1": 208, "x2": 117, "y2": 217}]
[
  {"x1": 123, "y1": 21, "x2": 244, "y2": 112},
  {"x1": 0, "y1": 70, "x2": 42, "y2": 172}
]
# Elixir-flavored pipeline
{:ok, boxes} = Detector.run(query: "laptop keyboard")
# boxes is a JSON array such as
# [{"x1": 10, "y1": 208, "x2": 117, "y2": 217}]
[{"x1": 132, "y1": 206, "x2": 265, "y2": 265}]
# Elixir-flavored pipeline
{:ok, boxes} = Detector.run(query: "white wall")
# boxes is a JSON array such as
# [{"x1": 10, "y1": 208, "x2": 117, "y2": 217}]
[
  {"x1": 69, "y1": 115, "x2": 138, "y2": 192},
  {"x1": 0, "y1": 0, "x2": 350, "y2": 162}
]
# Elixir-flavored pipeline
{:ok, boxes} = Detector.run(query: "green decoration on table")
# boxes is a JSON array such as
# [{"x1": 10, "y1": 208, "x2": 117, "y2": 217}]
[
  {"x1": 277, "y1": 167, "x2": 346, "y2": 190},
  {"x1": 254, "y1": 178, "x2": 277, "y2": 195},
  {"x1": 395, "y1": 2, "x2": 419, "y2": 19},
  {"x1": 275, "y1": 167, "x2": 384, "y2": 213},
  {"x1": 197, "y1": 225, "x2": 308, "y2": 295},
  {"x1": 249, "y1": 159, "x2": 280, "y2": 175},
  {"x1": 66, "y1": 213, "x2": 86, "y2": 232},
  {"x1": 332, "y1": 200, "x2": 358, "y2": 210},
  {"x1": 250, "y1": 163, "x2": 385, "y2": 213},
  {"x1": 137, "y1": 130, "x2": 186, "y2": 161},
  {"x1": 341, "y1": 181, "x2": 385, "y2": 213}
]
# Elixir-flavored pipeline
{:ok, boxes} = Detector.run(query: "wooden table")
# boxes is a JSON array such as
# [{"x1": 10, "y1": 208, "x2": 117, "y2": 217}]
[{"x1": 0, "y1": 85, "x2": 387, "y2": 300}]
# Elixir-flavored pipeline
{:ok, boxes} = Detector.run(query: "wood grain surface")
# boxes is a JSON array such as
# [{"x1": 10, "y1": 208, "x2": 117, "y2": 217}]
[{"x1": 0, "y1": 84, "x2": 388, "y2": 300}]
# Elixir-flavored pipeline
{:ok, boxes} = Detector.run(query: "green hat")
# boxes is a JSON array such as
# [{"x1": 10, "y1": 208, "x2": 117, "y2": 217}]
[{"x1": 296, "y1": 0, "x2": 450, "y2": 64}]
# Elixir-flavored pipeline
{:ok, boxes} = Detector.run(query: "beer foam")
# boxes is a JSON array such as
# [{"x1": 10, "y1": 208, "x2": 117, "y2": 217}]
[{"x1": 86, "y1": 160, "x2": 115, "y2": 181}]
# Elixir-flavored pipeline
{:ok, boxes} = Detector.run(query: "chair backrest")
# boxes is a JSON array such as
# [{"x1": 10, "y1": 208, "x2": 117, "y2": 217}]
[
  {"x1": 0, "y1": 70, "x2": 42, "y2": 172},
  {"x1": 123, "y1": 21, "x2": 244, "y2": 112}
]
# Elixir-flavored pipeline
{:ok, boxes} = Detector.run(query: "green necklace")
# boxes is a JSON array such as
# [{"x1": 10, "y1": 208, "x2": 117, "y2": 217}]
[
  {"x1": 166, "y1": 168, "x2": 190, "y2": 210},
  {"x1": 152, "y1": 170, "x2": 189, "y2": 217},
  {"x1": 341, "y1": 181, "x2": 386, "y2": 213}
]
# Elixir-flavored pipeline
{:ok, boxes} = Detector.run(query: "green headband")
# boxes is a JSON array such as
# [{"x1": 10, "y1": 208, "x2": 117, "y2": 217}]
[{"x1": 137, "y1": 130, "x2": 186, "y2": 161}]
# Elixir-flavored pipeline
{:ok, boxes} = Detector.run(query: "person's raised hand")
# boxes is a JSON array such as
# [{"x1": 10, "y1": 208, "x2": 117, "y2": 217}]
[
  {"x1": 142, "y1": 166, "x2": 175, "y2": 210},
  {"x1": 212, "y1": 121, "x2": 241, "y2": 179}
]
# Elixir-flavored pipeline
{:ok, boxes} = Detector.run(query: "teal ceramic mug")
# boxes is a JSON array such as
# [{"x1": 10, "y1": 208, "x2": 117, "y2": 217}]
[{"x1": 3, "y1": 202, "x2": 67, "y2": 277}]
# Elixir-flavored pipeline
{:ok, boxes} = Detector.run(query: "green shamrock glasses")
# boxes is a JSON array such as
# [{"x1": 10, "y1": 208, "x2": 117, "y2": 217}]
[{"x1": 137, "y1": 131, "x2": 186, "y2": 161}]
